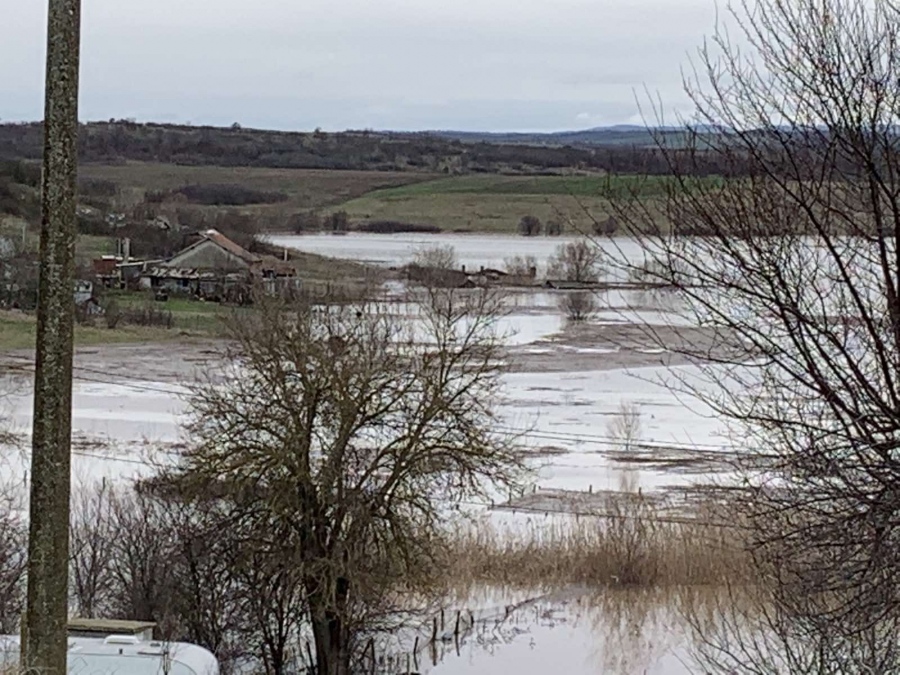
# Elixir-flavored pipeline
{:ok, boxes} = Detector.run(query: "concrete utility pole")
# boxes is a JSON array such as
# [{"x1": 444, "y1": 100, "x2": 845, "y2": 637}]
[{"x1": 23, "y1": 0, "x2": 81, "y2": 672}]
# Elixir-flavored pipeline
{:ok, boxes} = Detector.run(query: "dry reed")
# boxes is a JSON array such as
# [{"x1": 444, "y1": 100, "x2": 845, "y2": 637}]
[{"x1": 438, "y1": 493, "x2": 752, "y2": 597}]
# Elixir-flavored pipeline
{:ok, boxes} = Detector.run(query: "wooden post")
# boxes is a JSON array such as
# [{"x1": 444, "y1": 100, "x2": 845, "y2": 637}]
[{"x1": 23, "y1": 0, "x2": 81, "y2": 672}]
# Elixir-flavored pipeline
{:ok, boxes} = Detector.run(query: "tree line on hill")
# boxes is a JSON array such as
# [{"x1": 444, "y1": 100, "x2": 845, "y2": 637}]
[{"x1": 0, "y1": 121, "x2": 734, "y2": 176}]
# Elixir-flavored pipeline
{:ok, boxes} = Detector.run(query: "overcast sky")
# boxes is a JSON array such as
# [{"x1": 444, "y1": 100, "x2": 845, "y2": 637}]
[{"x1": 2, "y1": 0, "x2": 717, "y2": 132}]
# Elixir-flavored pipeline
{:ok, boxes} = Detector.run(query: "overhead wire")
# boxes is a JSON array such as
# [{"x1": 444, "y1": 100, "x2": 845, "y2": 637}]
[{"x1": 4, "y1": 353, "x2": 729, "y2": 454}]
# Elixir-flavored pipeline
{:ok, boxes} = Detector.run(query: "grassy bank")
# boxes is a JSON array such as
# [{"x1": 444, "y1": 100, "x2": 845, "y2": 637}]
[{"x1": 0, "y1": 310, "x2": 211, "y2": 352}]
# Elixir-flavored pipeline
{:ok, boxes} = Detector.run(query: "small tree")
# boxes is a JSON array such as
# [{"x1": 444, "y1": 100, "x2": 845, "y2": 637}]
[
  {"x1": 558, "y1": 290, "x2": 597, "y2": 322},
  {"x1": 593, "y1": 216, "x2": 618, "y2": 236},
  {"x1": 545, "y1": 219, "x2": 564, "y2": 236},
  {"x1": 290, "y1": 211, "x2": 322, "y2": 233},
  {"x1": 103, "y1": 299, "x2": 121, "y2": 329},
  {"x1": 0, "y1": 477, "x2": 26, "y2": 634},
  {"x1": 547, "y1": 238, "x2": 604, "y2": 283},
  {"x1": 504, "y1": 255, "x2": 538, "y2": 278},
  {"x1": 69, "y1": 481, "x2": 115, "y2": 619},
  {"x1": 411, "y1": 244, "x2": 457, "y2": 270},
  {"x1": 518, "y1": 215, "x2": 542, "y2": 237},
  {"x1": 607, "y1": 401, "x2": 642, "y2": 453},
  {"x1": 326, "y1": 211, "x2": 350, "y2": 233}
]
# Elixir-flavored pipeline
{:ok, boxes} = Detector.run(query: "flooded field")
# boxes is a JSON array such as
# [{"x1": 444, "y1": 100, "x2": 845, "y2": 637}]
[
  {"x1": 0, "y1": 265, "x2": 735, "y2": 674},
  {"x1": 267, "y1": 232, "x2": 649, "y2": 271},
  {"x1": 426, "y1": 591, "x2": 697, "y2": 675},
  {"x1": 0, "y1": 304, "x2": 726, "y2": 497}
]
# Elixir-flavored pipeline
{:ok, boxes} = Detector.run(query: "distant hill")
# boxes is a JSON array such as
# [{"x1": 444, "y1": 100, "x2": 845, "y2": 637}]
[
  {"x1": 0, "y1": 121, "x2": 727, "y2": 177},
  {"x1": 418, "y1": 126, "x2": 694, "y2": 148}
]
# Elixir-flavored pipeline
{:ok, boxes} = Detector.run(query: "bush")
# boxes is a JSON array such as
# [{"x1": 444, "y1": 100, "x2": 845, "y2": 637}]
[
  {"x1": 411, "y1": 244, "x2": 458, "y2": 270},
  {"x1": 289, "y1": 210, "x2": 322, "y2": 233},
  {"x1": 558, "y1": 290, "x2": 597, "y2": 322},
  {"x1": 78, "y1": 178, "x2": 118, "y2": 199},
  {"x1": 355, "y1": 220, "x2": 442, "y2": 234},
  {"x1": 546, "y1": 219, "x2": 564, "y2": 236},
  {"x1": 0, "y1": 160, "x2": 40, "y2": 188},
  {"x1": 326, "y1": 210, "x2": 350, "y2": 233},
  {"x1": 172, "y1": 183, "x2": 288, "y2": 206},
  {"x1": 593, "y1": 216, "x2": 619, "y2": 236},
  {"x1": 119, "y1": 303, "x2": 174, "y2": 328},
  {"x1": 76, "y1": 212, "x2": 111, "y2": 236},
  {"x1": 504, "y1": 255, "x2": 538, "y2": 277},
  {"x1": 518, "y1": 215, "x2": 542, "y2": 237},
  {"x1": 104, "y1": 299, "x2": 122, "y2": 329},
  {"x1": 143, "y1": 189, "x2": 168, "y2": 204},
  {"x1": 547, "y1": 239, "x2": 605, "y2": 283}
]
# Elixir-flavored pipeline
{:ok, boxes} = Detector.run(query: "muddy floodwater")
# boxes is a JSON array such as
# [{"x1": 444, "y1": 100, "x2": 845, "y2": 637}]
[
  {"x1": 374, "y1": 588, "x2": 701, "y2": 675},
  {"x1": 0, "y1": 271, "x2": 734, "y2": 674}
]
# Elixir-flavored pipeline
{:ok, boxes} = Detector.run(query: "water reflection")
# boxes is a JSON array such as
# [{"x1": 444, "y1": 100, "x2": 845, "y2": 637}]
[{"x1": 425, "y1": 588, "x2": 696, "y2": 675}]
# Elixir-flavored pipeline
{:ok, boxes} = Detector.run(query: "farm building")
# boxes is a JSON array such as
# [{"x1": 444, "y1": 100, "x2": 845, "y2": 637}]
[{"x1": 140, "y1": 229, "x2": 297, "y2": 299}]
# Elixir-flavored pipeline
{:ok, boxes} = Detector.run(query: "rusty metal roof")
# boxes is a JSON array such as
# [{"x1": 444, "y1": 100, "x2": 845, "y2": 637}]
[{"x1": 199, "y1": 229, "x2": 261, "y2": 264}]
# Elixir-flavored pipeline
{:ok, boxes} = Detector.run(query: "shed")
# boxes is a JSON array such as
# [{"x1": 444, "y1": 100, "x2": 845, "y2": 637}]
[{"x1": 67, "y1": 618, "x2": 157, "y2": 641}]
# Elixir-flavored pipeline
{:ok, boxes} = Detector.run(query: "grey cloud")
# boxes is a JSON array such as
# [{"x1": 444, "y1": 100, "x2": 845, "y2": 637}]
[{"x1": 2, "y1": 0, "x2": 716, "y2": 131}]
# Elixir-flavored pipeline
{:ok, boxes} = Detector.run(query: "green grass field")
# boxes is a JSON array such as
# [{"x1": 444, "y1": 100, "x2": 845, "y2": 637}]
[
  {"x1": 78, "y1": 162, "x2": 439, "y2": 211},
  {"x1": 324, "y1": 173, "x2": 688, "y2": 234},
  {"x1": 0, "y1": 309, "x2": 214, "y2": 352},
  {"x1": 363, "y1": 173, "x2": 700, "y2": 199},
  {"x1": 75, "y1": 166, "x2": 703, "y2": 235}
]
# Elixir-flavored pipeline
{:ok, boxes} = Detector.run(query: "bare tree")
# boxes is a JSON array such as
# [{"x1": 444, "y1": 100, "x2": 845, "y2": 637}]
[
  {"x1": 0, "y1": 477, "x2": 26, "y2": 635},
  {"x1": 547, "y1": 238, "x2": 604, "y2": 283},
  {"x1": 290, "y1": 210, "x2": 322, "y2": 233},
  {"x1": 558, "y1": 290, "x2": 597, "y2": 322},
  {"x1": 614, "y1": 0, "x2": 900, "y2": 669},
  {"x1": 545, "y1": 219, "x2": 564, "y2": 236},
  {"x1": 105, "y1": 487, "x2": 178, "y2": 623},
  {"x1": 326, "y1": 210, "x2": 350, "y2": 233},
  {"x1": 518, "y1": 215, "x2": 542, "y2": 237},
  {"x1": 411, "y1": 244, "x2": 458, "y2": 271},
  {"x1": 607, "y1": 401, "x2": 642, "y2": 453},
  {"x1": 164, "y1": 290, "x2": 523, "y2": 675},
  {"x1": 69, "y1": 480, "x2": 115, "y2": 618},
  {"x1": 230, "y1": 538, "x2": 306, "y2": 675},
  {"x1": 504, "y1": 255, "x2": 538, "y2": 278}
]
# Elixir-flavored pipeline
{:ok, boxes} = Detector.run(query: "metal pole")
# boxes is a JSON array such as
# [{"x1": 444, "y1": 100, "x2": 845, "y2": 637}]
[{"x1": 22, "y1": 0, "x2": 81, "y2": 672}]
